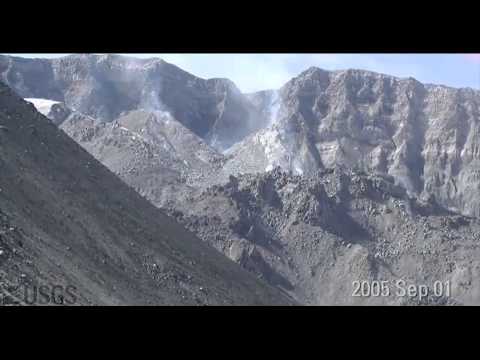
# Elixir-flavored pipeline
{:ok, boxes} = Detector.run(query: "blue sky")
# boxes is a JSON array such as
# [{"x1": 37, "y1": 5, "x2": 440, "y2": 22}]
[{"x1": 4, "y1": 53, "x2": 480, "y2": 93}]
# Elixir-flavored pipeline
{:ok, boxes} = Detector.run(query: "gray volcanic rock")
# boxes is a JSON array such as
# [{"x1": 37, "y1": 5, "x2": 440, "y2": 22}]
[
  {"x1": 227, "y1": 67, "x2": 480, "y2": 218},
  {"x1": 0, "y1": 81, "x2": 294, "y2": 306},
  {"x1": 164, "y1": 167, "x2": 480, "y2": 305},
  {"x1": 0, "y1": 54, "x2": 267, "y2": 150},
  {"x1": 47, "y1": 102, "x2": 72, "y2": 126},
  {"x1": 59, "y1": 109, "x2": 225, "y2": 207}
]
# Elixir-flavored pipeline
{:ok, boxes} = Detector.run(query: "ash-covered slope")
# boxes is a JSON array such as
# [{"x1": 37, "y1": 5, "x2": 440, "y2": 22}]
[
  {"x1": 226, "y1": 67, "x2": 480, "y2": 218},
  {"x1": 59, "y1": 109, "x2": 225, "y2": 206},
  {"x1": 164, "y1": 167, "x2": 480, "y2": 305},
  {"x1": 0, "y1": 54, "x2": 267, "y2": 150},
  {"x1": 0, "y1": 81, "x2": 294, "y2": 305}
]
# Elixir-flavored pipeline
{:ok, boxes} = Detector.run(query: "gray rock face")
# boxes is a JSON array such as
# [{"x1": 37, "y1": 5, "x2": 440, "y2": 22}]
[
  {"x1": 228, "y1": 67, "x2": 480, "y2": 218},
  {"x1": 59, "y1": 109, "x2": 225, "y2": 207},
  {"x1": 164, "y1": 167, "x2": 480, "y2": 305},
  {"x1": 47, "y1": 102, "x2": 72, "y2": 125},
  {"x1": 0, "y1": 54, "x2": 268, "y2": 150},
  {"x1": 0, "y1": 81, "x2": 294, "y2": 305}
]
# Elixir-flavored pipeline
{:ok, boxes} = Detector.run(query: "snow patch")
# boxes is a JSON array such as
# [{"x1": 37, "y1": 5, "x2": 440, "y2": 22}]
[{"x1": 25, "y1": 98, "x2": 61, "y2": 116}]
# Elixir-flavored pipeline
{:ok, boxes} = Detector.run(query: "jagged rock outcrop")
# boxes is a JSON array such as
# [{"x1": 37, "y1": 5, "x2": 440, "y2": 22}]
[
  {"x1": 164, "y1": 167, "x2": 480, "y2": 305},
  {"x1": 227, "y1": 67, "x2": 480, "y2": 218}
]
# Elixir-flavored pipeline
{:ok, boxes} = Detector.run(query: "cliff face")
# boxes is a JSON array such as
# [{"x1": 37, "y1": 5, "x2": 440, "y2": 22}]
[
  {"x1": 228, "y1": 67, "x2": 480, "y2": 217},
  {"x1": 0, "y1": 54, "x2": 267, "y2": 150}
]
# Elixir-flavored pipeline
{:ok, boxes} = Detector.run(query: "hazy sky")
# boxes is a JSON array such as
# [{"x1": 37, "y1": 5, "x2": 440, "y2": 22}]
[{"x1": 5, "y1": 53, "x2": 480, "y2": 93}]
